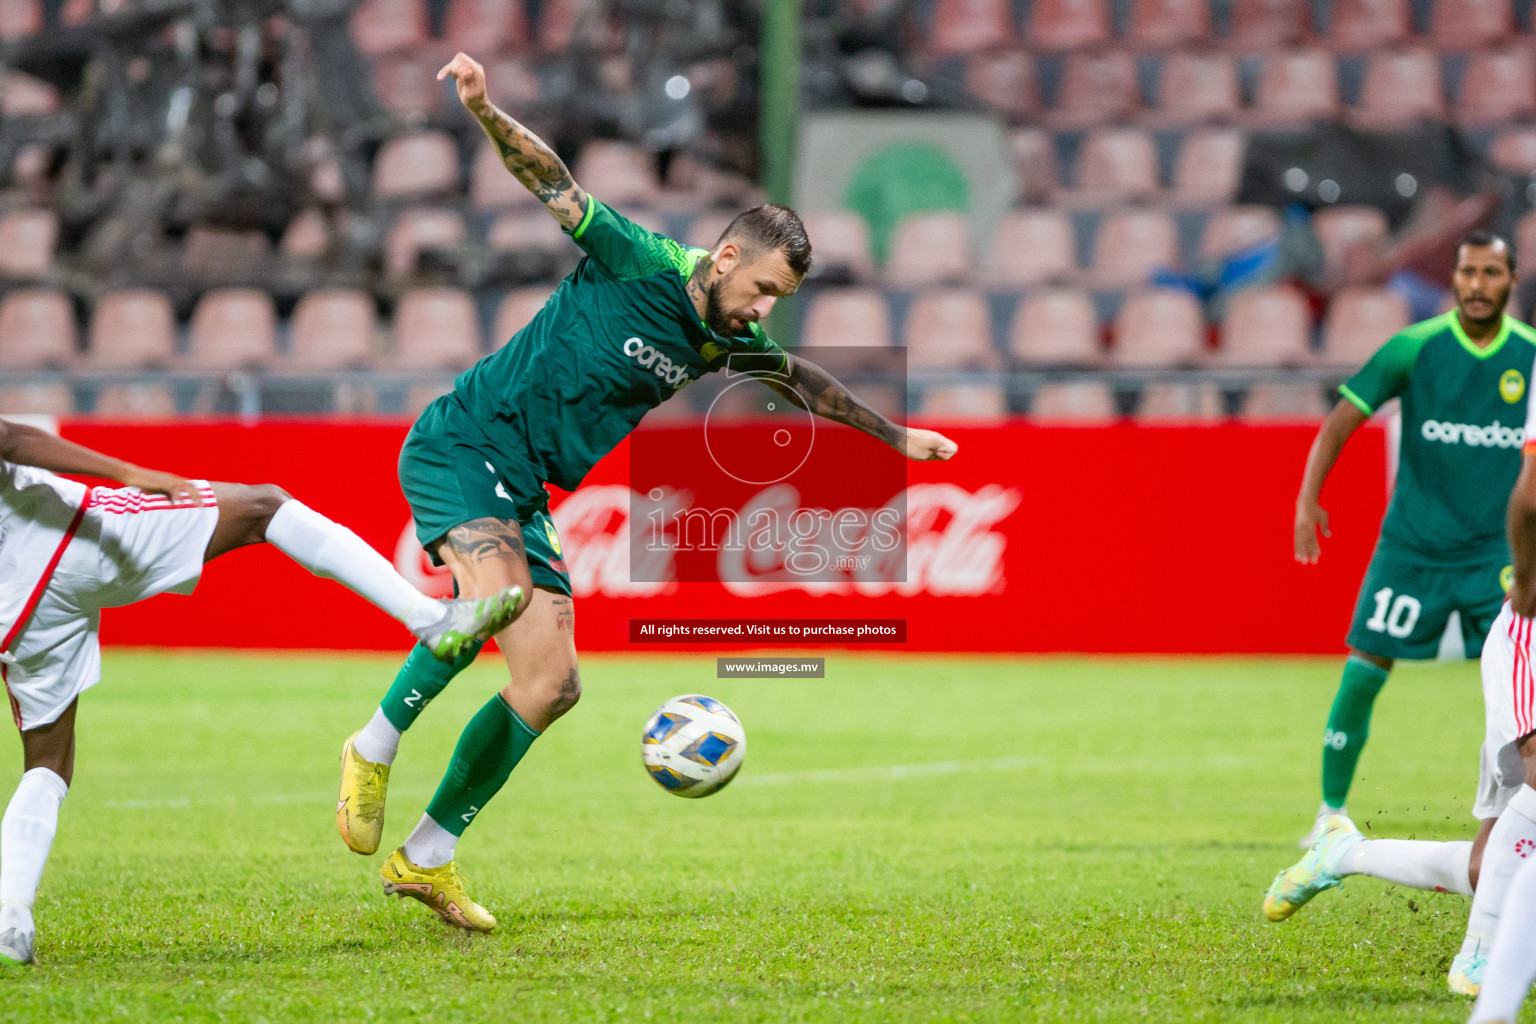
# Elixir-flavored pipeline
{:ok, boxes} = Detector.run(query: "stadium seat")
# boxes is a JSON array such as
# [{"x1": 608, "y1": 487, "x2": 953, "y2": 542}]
[
  {"x1": 1031, "y1": 382, "x2": 1117, "y2": 420},
  {"x1": 1352, "y1": 48, "x2": 1444, "y2": 129},
  {"x1": 394, "y1": 288, "x2": 482, "y2": 370},
  {"x1": 372, "y1": 131, "x2": 461, "y2": 203},
  {"x1": 1137, "y1": 384, "x2": 1223, "y2": 420},
  {"x1": 188, "y1": 289, "x2": 278, "y2": 370},
  {"x1": 1329, "y1": 0, "x2": 1411, "y2": 49},
  {"x1": 536, "y1": 0, "x2": 622, "y2": 53},
  {"x1": 1027, "y1": 0, "x2": 1111, "y2": 50},
  {"x1": 1200, "y1": 205, "x2": 1282, "y2": 261},
  {"x1": 486, "y1": 209, "x2": 567, "y2": 254},
  {"x1": 1091, "y1": 209, "x2": 1179, "y2": 288},
  {"x1": 801, "y1": 288, "x2": 894, "y2": 349},
  {"x1": 1321, "y1": 287, "x2": 1410, "y2": 366},
  {"x1": 492, "y1": 285, "x2": 556, "y2": 346},
  {"x1": 88, "y1": 290, "x2": 177, "y2": 369},
  {"x1": 383, "y1": 208, "x2": 468, "y2": 281},
  {"x1": 443, "y1": 0, "x2": 529, "y2": 52},
  {"x1": 483, "y1": 54, "x2": 542, "y2": 108},
  {"x1": 1070, "y1": 128, "x2": 1160, "y2": 203},
  {"x1": 93, "y1": 386, "x2": 176, "y2": 417},
  {"x1": 290, "y1": 289, "x2": 379, "y2": 369},
  {"x1": 983, "y1": 209, "x2": 1076, "y2": 287},
  {"x1": 800, "y1": 211, "x2": 875, "y2": 283},
  {"x1": 470, "y1": 141, "x2": 541, "y2": 212},
  {"x1": 58, "y1": 0, "x2": 91, "y2": 26},
  {"x1": 0, "y1": 289, "x2": 75, "y2": 369},
  {"x1": 1008, "y1": 288, "x2": 1103, "y2": 364},
  {"x1": 1456, "y1": 49, "x2": 1536, "y2": 125},
  {"x1": 1, "y1": 72, "x2": 58, "y2": 116},
  {"x1": 1215, "y1": 286, "x2": 1313, "y2": 366},
  {"x1": 348, "y1": 0, "x2": 428, "y2": 54},
  {"x1": 1049, "y1": 50, "x2": 1138, "y2": 130},
  {"x1": 1229, "y1": 0, "x2": 1313, "y2": 48},
  {"x1": 1127, "y1": 0, "x2": 1212, "y2": 49},
  {"x1": 903, "y1": 289, "x2": 996, "y2": 368},
  {"x1": 963, "y1": 51, "x2": 1040, "y2": 121},
  {"x1": 1430, "y1": 0, "x2": 1511, "y2": 47},
  {"x1": 0, "y1": 384, "x2": 71, "y2": 415},
  {"x1": 886, "y1": 213, "x2": 974, "y2": 287},
  {"x1": 182, "y1": 227, "x2": 271, "y2": 283},
  {"x1": 0, "y1": 0, "x2": 41, "y2": 39},
  {"x1": 1251, "y1": 48, "x2": 1340, "y2": 126},
  {"x1": 372, "y1": 54, "x2": 445, "y2": 120},
  {"x1": 688, "y1": 211, "x2": 735, "y2": 251},
  {"x1": 921, "y1": 385, "x2": 1008, "y2": 420},
  {"x1": 1491, "y1": 128, "x2": 1536, "y2": 172},
  {"x1": 1111, "y1": 288, "x2": 1205, "y2": 367},
  {"x1": 0, "y1": 208, "x2": 56, "y2": 280},
  {"x1": 1517, "y1": 211, "x2": 1536, "y2": 268},
  {"x1": 929, "y1": 0, "x2": 1014, "y2": 54},
  {"x1": 1241, "y1": 384, "x2": 1329, "y2": 419},
  {"x1": 573, "y1": 140, "x2": 659, "y2": 207},
  {"x1": 1312, "y1": 205, "x2": 1389, "y2": 281},
  {"x1": 1007, "y1": 128, "x2": 1061, "y2": 204},
  {"x1": 279, "y1": 209, "x2": 331, "y2": 263},
  {"x1": 1171, "y1": 129, "x2": 1246, "y2": 207},
  {"x1": 1154, "y1": 52, "x2": 1240, "y2": 125}
]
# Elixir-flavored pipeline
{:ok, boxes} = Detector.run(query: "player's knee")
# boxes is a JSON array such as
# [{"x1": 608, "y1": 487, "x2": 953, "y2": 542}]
[
  {"x1": 542, "y1": 666, "x2": 582, "y2": 722},
  {"x1": 242, "y1": 484, "x2": 292, "y2": 540}
]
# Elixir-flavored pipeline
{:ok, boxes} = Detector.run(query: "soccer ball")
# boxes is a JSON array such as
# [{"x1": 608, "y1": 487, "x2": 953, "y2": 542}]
[{"x1": 641, "y1": 694, "x2": 746, "y2": 798}]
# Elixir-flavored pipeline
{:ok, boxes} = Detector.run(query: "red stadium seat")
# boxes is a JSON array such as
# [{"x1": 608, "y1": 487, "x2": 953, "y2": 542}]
[
  {"x1": 687, "y1": 211, "x2": 736, "y2": 251},
  {"x1": 886, "y1": 212, "x2": 974, "y2": 287},
  {"x1": 1457, "y1": 49, "x2": 1536, "y2": 126},
  {"x1": 383, "y1": 208, "x2": 468, "y2": 281},
  {"x1": 800, "y1": 211, "x2": 876, "y2": 283},
  {"x1": 1352, "y1": 48, "x2": 1444, "y2": 129},
  {"x1": 1154, "y1": 52, "x2": 1240, "y2": 125},
  {"x1": 486, "y1": 210, "x2": 567, "y2": 254},
  {"x1": 0, "y1": 0, "x2": 42, "y2": 40},
  {"x1": 93, "y1": 386, "x2": 176, "y2": 417},
  {"x1": 536, "y1": 0, "x2": 621, "y2": 54},
  {"x1": 373, "y1": 131, "x2": 461, "y2": 202},
  {"x1": 1321, "y1": 287, "x2": 1411, "y2": 367},
  {"x1": 1430, "y1": 0, "x2": 1511, "y2": 48},
  {"x1": 1251, "y1": 48, "x2": 1340, "y2": 126},
  {"x1": 0, "y1": 208, "x2": 56, "y2": 280},
  {"x1": 1491, "y1": 128, "x2": 1536, "y2": 172},
  {"x1": 1127, "y1": 0, "x2": 1212, "y2": 49},
  {"x1": 1031, "y1": 382, "x2": 1117, "y2": 420},
  {"x1": 279, "y1": 209, "x2": 331, "y2": 263},
  {"x1": 1049, "y1": 50, "x2": 1138, "y2": 130},
  {"x1": 1229, "y1": 0, "x2": 1313, "y2": 49},
  {"x1": 290, "y1": 289, "x2": 379, "y2": 370},
  {"x1": 188, "y1": 289, "x2": 277, "y2": 370},
  {"x1": 470, "y1": 140, "x2": 541, "y2": 212},
  {"x1": 1241, "y1": 384, "x2": 1329, "y2": 419},
  {"x1": 348, "y1": 0, "x2": 428, "y2": 55},
  {"x1": 929, "y1": 0, "x2": 1014, "y2": 54},
  {"x1": 1329, "y1": 0, "x2": 1411, "y2": 49},
  {"x1": 88, "y1": 290, "x2": 177, "y2": 369},
  {"x1": 0, "y1": 289, "x2": 75, "y2": 369},
  {"x1": 1007, "y1": 129, "x2": 1061, "y2": 204},
  {"x1": 1028, "y1": 0, "x2": 1111, "y2": 51},
  {"x1": 903, "y1": 289, "x2": 996, "y2": 368},
  {"x1": 573, "y1": 140, "x2": 659, "y2": 207},
  {"x1": 1171, "y1": 129, "x2": 1246, "y2": 206},
  {"x1": 964, "y1": 52, "x2": 1040, "y2": 122},
  {"x1": 1, "y1": 72, "x2": 58, "y2": 116},
  {"x1": 394, "y1": 288, "x2": 482, "y2": 370},
  {"x1": 922, "y1": 385, "x2": 1008, "y2": 420},
  {"x1": 1137, "y1": 384, "x2": 1223, "y2": 420},
  {"x1": 802, "y1": 288, "x2": 894, "y2": 349},
  {"x1": 1517, "y1": 211, "x2": 1536, "y2": 270},
  {"x1": 1200, "y1": 206, "x2": 1282, "y2": 261},
  {"x1": 1216, "y1": 286, "x2": 1313, "y2": 367},
  {"x1": 1112, "y1": 288, "x2": 1205, "y2": 367},
  {"x1": 443, "y1": 0, "x2": 529, "y2": 52},
  {"x1": 484, "y1": 54, "x2": 542, "y2": 108},
  {"x1": 0, "y1": 384, "x2": 71, "y2": 415},
  {"x1": 984, "y1": 209, "x2": 1077, "y2": 287},
  {"x1": 1092, "y1": 209, "x2": 1179, "y2": 288},
  {"x1": 1312, "y1": 205, "x2": 1389, "y2": 282},
  {"x1": 492, "y1": 285, "x2": 556, "y2": 347},
  {"x1": 1070, "y1": 128, "x2": 1159, "y2": 203},
  {"x1": 1008, "y1": 289, "x2": 1102, "y2": 364},
  {"x1": 372, "y1": 53, "x2": 445, "y2": 121}
]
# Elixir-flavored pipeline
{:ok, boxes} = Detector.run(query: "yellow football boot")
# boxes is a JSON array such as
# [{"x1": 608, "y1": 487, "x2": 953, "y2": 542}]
[
  {"x1": 336, "y1": 733, "x2": 389, "y2": 855},
  {"x1": 380, "y1": 847, "x2": 496, "y2": 933}
]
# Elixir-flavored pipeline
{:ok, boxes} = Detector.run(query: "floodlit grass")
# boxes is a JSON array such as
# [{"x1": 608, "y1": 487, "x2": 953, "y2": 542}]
[{"x1": 0, "y1": 651, "x2": 1494, "y2": 1022}]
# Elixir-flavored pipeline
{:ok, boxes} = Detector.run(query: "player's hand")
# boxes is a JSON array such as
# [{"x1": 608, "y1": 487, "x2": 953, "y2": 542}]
[
  {"x1": 902, "y1": 428, "x2": 958, "y2": 461},
  {"x1": 122, "y1": 466, "x2": 203, "y2": 506},
  {"x1": 1294, "y1": 500, "x2": 1329, "y2": 564},
  {"x1": 438, "y1": 52, "x2": 490, "y2": 117}
]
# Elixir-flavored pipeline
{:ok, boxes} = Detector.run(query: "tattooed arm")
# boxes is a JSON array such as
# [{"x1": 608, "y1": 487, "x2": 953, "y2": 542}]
[
  {"x1": 765, "y1": 354, "x2": 959, "y2": 462},
  {"x1": 438, "y1": 52, "x2": 588, "y2": 230}
]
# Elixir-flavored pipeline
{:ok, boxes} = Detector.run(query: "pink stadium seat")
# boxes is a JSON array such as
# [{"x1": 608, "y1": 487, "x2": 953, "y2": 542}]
[
  {"x1": 1171, "y1": 129, "x2": 1246, "y2": 207},
  {"x1": 801, "y1": 288, "x2": 894, "y2": 349},
  {"x1": 348, "y1": 0, "x2": 427, "y2": 54},
  {"x1": 1252, "y1": 48, "x2": 1340, "y2": 126},
  {"x1": 886, "y1": 213, "x2": 974, "y2": 287},
  {"x1": 1028, "y1": 0, "x2": 1111, "y2": 51},
  {"x1": 182, "y1": 227, "x2": 271, "y2": 282},
  {"x1": 573, "y1": 140, "x2": 659, "y2": 207},
  {"x1": 1071, "y1": 128, "x2": 1160, "y2": 203},
  {"x1": 1031, "y1": 382, "x2": 1117, "y2": 421},
  {"x1": 394, "y1": 288, "x2": 482, "y2": 370},
  {"x1": 1353, "y1": 49, "x2": 1444, "y2": 129},
  {"x1": 687, "y1": 211, "x2": 736, "y2": 251},
  {"x1": 0, "y1": 289, "x2": 75, "y2": 369},
  {"x1": 537, "y1": 0, "x2": 622, "y2": 53},
  {"x1": 1111, "y1": 288, "x2": 1205, "y2": 367},
  {"x1": 1312, "y1": 206, "x2": 1389, "y2": 281},
  {"x1": 492, "y1": 285, "x2": 556, "y2": 346},
  {"x1": 0, "y1": 384, "x2": 71, "y2": 415},
  {"x1": 929, "y1": 0, "x2": 1014, "y2": 54},
  {"x1": 1491, "y1": 128, "x2": 1536, "y2": 173},
  {"x1": 1008, "y1": 289, "x2": 1102, "y2": 364},
  {"x1": 373, "y1": 131, "x2": 460, "y2": 202},
  {"x1": 383, "y1": 208, "x2": 468, "y2": 281},
  {"x1": 1092, "y1": 209, "x2": 1179, "y2": 288},
  {"x1": 280, "y1": 209, "x2": 331, "y2": 263},
  {"x1": 1517, "y1": 211, "x2": 1536, "y2": 268},
  {"x1": 1430, "y1": 0, "x2": 1511, "y2": 47},
  {"x1": 1241, "y1": 384, "x2": 1329, "y2": 420},
  {"x1": 801, "y1": 211, "x2": 875, "y2": 283},
  {"x1": 984, "y1": 209, "x2": 1076, "y2": 287},
  {"x1": 1329, "y1": 0, "x2": 1411, "y2": 49},
  {"x1": 1127, "y1": 0, "x2": 1212, "y2": 49},
  {"x1": 484, "y1": 55, "x2": 541, "y2": 108},
  {"x1": 1137, "y1": 385, "x2": 1223, "y2": 420},
  {"x1": 1, "y1": 72, "x2": 57, "y2": 116},
  {"x1": 0, "y1": 208, "x2": 56, "y2": 279},
  {"x1": 903, "y1": 289, "x2": 996, "y2": 369},
  {"x1": 372, "y1": 54, "x2": 444, "y2": 120},
  {"x1": 1216, "y1": 286, "x2": 1313, "y2": 367},
  {"x1": 470, "y1": 141, "x2": 541, "y2": 212},
  {"x1": 88, "y1": 290, "x2": 176, "y2": 369},
  {"x1": 921, "y1": 385, "x2": 1008, "y2": 420},
  {"x1": 1457, "y1": 49, "x2": 1536, "y2": 125},
  {"x1": 1200, "y1": 206, "x2": 1282, "y2": 261},
  {"x1": 1008, "y1": 129, "x2": 1061, "y2": 204},
  {"x1": 964, "y1": 51, "x2": 1040, "y2": 121},
  {"x1": 1049, "y1": 50, "x2": 1138, "y2": 130},
  {"x1": 486, "y1": 210, "x2": 567, "y2": 253},
  {"x1": 290, "y1": 289, "x2": 379, "y2": 370},
  {"x1": 188, "y1": 289, "x2": 277, "y2": 370},
  {"x1": 443, "y1": 0, "x2": 528, "y2": 51},
  {"x1": 58, "y1": 0, "x2": 91, "y2": 26},
  {"x1": 0, "y1": 0, "x2": 42, "y2": 39},
  {"x1": 93, "y1": 386, "x2": 176, "y2": 417},
  {"x1": 1229, "y1": 0, "x2": 1313, "y2": 48},
  {"x1": 1321, "y1": 287, "x2": 1411, "y2": 366},
  {"x1": 1154, "y1": 52, "x2": 1240, "y2": 125}
]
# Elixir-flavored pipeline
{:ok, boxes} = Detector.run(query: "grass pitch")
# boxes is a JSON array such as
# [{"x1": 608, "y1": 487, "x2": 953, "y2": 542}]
[{"x1": 0, "y1": 651, "x2": 1495, "y2": 1022}]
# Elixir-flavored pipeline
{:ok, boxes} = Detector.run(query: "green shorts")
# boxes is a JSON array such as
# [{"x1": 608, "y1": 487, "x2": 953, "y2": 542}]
[
  {"x1": 397, "y1": 396, "x2": 572, "y2": 596},
  {"x1": 1345, "y1": 542, "x2": 1511, "y2": 660}
]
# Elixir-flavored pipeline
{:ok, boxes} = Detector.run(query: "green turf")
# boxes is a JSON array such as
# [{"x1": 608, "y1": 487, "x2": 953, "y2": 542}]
[{"x1": 0, "y1": 652, "x2": 1498, "y2": 1022}]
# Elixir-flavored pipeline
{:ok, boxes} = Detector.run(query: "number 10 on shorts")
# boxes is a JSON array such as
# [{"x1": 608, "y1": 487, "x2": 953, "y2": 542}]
[{"x1": 1366, "y1": 587, "x2": 1422, "y2": 638}]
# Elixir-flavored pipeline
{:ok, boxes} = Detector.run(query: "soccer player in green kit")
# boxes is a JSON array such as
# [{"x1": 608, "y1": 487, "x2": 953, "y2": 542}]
[
  {"x1": 1292, "y1": 231, "x2": 1536, "y2": 853},
  {"x1": 334, "y1": 52, "x2": 960, "y2": 932}
]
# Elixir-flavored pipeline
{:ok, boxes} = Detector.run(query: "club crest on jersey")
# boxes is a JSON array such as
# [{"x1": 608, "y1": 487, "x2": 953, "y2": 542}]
[
  {"x1": 623, "y1": 337, "x2": 694, "y2": 390},
  {"x1": 542, "y1": 517, "x2": 563, "y2": 556},
  {"x1": 1501, "y1": 368, "x2": 1526, "y2": 404}
]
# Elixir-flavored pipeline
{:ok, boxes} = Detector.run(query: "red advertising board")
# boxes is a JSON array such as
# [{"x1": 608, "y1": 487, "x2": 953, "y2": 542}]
[{"x1": 58, "y1": 418, "x2": 1389, "y2": 654}]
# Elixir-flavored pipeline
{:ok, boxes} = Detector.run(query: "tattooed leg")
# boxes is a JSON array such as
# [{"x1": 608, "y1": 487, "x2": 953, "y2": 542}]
[{"x1": 497, "y1": 588, "x2": 581, "y2": 733}]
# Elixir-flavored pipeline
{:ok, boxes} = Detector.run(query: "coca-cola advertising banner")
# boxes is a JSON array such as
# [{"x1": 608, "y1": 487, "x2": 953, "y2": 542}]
[{"x1": 59, "y1": 419, "x2": 1390, "y2": 654}]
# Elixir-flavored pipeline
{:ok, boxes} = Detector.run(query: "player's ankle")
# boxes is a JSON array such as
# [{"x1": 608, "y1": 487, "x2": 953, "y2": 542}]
[{"x1": 353, "y1": 708, "x2": 402, "y2": 766}]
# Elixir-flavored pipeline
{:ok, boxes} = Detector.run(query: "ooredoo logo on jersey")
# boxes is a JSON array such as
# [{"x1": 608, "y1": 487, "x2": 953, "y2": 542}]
[
  {"x1": 1420, "y1": 419, "x2": 1525, "y2": 448},
  {"x1": 623, "y1": 337, "x2": 693, "y2": 390}
]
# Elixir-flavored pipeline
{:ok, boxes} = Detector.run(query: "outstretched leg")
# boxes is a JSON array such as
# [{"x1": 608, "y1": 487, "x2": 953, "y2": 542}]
[
  {"x1": 1301, "y1": 650, "x2": 1392, "y2": 847},
  {"x1": 0, "y1": 699, "x2": 76, "y2": 965}
]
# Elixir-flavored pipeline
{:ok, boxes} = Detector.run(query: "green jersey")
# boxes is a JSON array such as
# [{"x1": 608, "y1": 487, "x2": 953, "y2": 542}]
[
  {"x1": 450, "y1": 197, "x2": 787, "y2": 493},
  {"x1": 1340, "y1": 310, "x2": 1536, "y2": 560}
]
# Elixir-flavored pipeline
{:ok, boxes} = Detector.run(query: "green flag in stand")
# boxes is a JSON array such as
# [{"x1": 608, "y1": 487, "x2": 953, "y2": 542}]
[{"x1": 844, "y1": 142, "x2": 971, "y2": 266}]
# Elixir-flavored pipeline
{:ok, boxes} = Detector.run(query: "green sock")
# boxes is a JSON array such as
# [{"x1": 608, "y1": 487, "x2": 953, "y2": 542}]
[
  {"x1": 1321, "y1": 656, "x2": 1390, "y2": 808},
  {"x1": 425, "y1": 694, "x2": 540, "y2": 836},
  {"x1": 379, "y1": 640, "x2": 485, "y2": 732}
]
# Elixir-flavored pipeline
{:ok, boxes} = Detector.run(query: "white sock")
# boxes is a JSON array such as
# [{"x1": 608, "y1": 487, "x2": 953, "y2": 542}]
[
  {"x1": 1463, "y1": 785, "x2": 1536, "y2": 959},
  {"x1": 264, "y1": 501, "x2": 445, "y2": 631},
  {"x1": 1334, "y1": 838, "x2": 1474, "y2": 896},
  {"x1": 0, "y1": 768, "x2": 67, "y2": 933},
  {"x1": 352, "y1": 707, "x2": 402, "y2": 766},
  {"x1": 1471, "y1": 854, "x2": 1536, "y2": 1023},
  {"x1": 402, "y1": 813, "x2": 457, "y2": 869}
]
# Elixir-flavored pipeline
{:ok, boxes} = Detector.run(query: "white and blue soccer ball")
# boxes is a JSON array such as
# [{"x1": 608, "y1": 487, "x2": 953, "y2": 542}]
[{"x1": 641, "y1": 695, "x2": 746, "y2": 798}]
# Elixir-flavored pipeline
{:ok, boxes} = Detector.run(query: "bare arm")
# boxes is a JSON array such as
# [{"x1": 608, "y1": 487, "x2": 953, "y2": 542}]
[
  {"x1": 1294, "y1": 398, "x2": 1370, "y2": 564},
  {"x1": 0, "y1": 420, "x2": 201, "y2": 503},
  {"x1": 763, "y1": 354, "x2": 958, "y2": 462},
  {"x1": 1509, "y1": 454, "x2": 1536, "y2": 617},
  {"x1": 439, "y1": 52, "x2": 588, "y2": 231}
]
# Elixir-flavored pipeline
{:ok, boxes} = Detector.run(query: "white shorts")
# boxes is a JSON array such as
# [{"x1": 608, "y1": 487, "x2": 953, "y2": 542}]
[
  {"x1": 1477, "y1": 601, "x2": 1536, "y2": 819},
  {"x1": 1, "y1": 483, "x2": 219, "y2": 730}
]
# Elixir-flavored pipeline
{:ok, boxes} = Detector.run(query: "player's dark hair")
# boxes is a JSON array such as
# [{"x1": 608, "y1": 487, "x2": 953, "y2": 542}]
[
  {"x1": 1459, "y1": 229, "x2": 1517, "y2": 274},
  {"x1": 718, "y1": 205, "x2": 813, "y2": 276}
]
